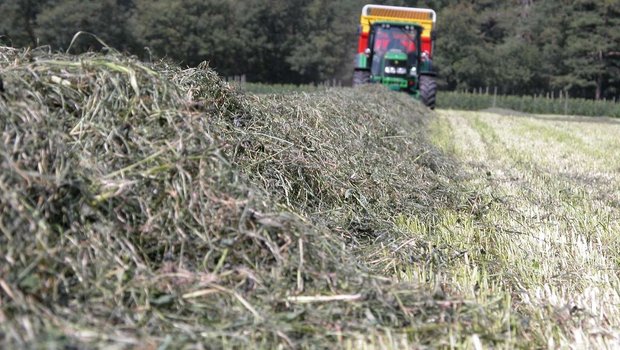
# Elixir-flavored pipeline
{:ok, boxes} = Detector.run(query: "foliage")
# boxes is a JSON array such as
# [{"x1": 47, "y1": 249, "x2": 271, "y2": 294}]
[
  {"x1": 438, "y1": 90, "x2": 620, "y2": 117},
  {"x1": 434, "y1": 0, "x2": 620, "y2": 99},
  {"x1": 132, "y1": 0, "x2": 244, "y2": 71},
  {"x1": 36, "y1": 0, "x2": 135, "y2": 52},
  {"x1": 0, "y1": 0, "x2": 44, "y2": 47},
  {"x1": 558, "y1": 1, "x2": 620, "y2": 99}
]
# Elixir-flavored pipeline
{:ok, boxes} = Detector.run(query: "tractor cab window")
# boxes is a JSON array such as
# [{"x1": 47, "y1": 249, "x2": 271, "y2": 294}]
[{"x1": 372, "y1": 26, "x2": 417, "y2": 55}]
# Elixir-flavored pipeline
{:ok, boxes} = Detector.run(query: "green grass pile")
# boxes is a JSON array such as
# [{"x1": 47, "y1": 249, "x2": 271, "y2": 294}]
[{"x1": 0, "y1": 47, "x2": 470, "y2": 348}]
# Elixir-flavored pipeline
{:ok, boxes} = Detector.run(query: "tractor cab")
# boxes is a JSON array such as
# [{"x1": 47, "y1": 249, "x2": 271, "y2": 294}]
[{"x1": 368, "y1": 23, "x2": 421, "y2": 91}]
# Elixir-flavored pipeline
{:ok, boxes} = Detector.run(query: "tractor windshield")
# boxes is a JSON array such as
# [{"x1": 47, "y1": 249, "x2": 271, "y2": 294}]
[{"x1": 372, "y1": 26, "x2": 417, "y2": 56}]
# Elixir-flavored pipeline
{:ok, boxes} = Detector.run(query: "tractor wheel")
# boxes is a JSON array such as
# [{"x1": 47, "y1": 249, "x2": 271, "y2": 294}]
[
  {"x1": 419, "y1": 75, "x2": 437, "y2": 109},
  {"x1": 353, "y1": 70, "x2": 370, "y2": 87}
]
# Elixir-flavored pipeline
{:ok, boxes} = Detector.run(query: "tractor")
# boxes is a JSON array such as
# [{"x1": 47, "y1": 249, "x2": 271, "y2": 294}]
[{"x1": 353, "y1": 5, "x2": 437, "y2": 109}]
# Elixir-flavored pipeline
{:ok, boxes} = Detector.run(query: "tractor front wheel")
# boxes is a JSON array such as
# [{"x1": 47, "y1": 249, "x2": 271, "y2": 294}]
[
  {"x1": 419, "y1": 75, "x2": 437, "y2": 109},
  {"x1": 353, "y1": 70, "x2": 370, "y2": 87}
]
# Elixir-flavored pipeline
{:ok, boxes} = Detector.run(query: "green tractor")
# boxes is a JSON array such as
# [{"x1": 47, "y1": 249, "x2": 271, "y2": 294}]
[{"x1": 353, "y1": 5, "x2": 437, "y2": 109}]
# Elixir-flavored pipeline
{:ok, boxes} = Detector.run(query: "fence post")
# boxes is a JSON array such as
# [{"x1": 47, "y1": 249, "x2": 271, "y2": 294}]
[
  {"x1": 564, "y1": 90, "x2": 569, "y2": 115},
  {"x1": 493, "y1": 86, "x2": 497, "y2": 108}
]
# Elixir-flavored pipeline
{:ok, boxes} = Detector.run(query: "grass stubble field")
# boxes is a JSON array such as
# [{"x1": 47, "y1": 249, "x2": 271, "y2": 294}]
[
  {"x1": 426, "y1": 110, "x2": 620, "y2": 348},
  {"x1": 1, "y1": 46, "x2": 620, "y2": 349}
]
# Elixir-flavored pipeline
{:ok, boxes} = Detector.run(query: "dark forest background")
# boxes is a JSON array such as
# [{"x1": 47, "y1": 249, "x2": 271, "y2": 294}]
[{"x1": 1, "y1": 0, "x2": 619, "y2": 99}]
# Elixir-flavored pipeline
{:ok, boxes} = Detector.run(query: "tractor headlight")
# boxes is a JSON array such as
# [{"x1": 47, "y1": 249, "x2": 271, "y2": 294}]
[
  {"x1": 409, "y1": 67, "x2": 417, "y2": 76},
  {"x1": 384, "y1": 66, "x2": 396, "y2": 74},
  {"x1": 396, "y1": 67, "x2": 407, "y2": 75}
]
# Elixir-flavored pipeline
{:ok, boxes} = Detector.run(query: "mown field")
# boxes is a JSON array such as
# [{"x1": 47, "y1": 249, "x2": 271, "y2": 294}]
[
  {"x1": 426, "y1": 110, "x2": 620, "y2": 348},
  {"x1": 1, "y1": 47, "x2": 620, "y2": 349}
]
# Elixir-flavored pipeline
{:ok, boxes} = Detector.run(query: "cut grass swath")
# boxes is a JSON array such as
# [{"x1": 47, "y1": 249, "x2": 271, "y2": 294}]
[{"x1": 0, "y1": 47, "x2": 488, "y2": 349}]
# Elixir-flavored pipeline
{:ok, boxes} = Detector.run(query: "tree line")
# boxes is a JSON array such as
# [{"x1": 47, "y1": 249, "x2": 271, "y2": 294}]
[{"x1": 1, "y1": 0, "x2": 618, "y2": 99}]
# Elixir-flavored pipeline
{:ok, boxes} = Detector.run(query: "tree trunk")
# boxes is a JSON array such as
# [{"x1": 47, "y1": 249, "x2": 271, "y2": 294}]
[
  {"x1": 596, "y1": 73, "x2": 602, "y2": 100},
  {"x1": 595, "y1": 49, "x2": 603, "y2": 100},
  {"x1": 21, "y1": 0, "x2": 38, "y2": 47}
]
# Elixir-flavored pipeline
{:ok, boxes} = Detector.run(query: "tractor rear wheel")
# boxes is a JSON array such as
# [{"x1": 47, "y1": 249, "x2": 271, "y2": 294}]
[
  {"x1": 353, "y1": 70, "x2": 370, "y2": 87},
  {"x1": 419, "y1": 75, "x2": 437, "y2": 109}
]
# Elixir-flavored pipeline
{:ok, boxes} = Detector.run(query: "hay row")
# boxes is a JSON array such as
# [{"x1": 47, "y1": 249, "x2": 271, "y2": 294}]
[{"x1": 0, "y1": 47, "x2": 466, "y2": 348}]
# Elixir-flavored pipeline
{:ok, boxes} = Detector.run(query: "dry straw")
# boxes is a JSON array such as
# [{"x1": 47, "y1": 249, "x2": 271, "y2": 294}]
[{"x1": 0, "y1": 47, "x2": 466, "y2": 348}]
